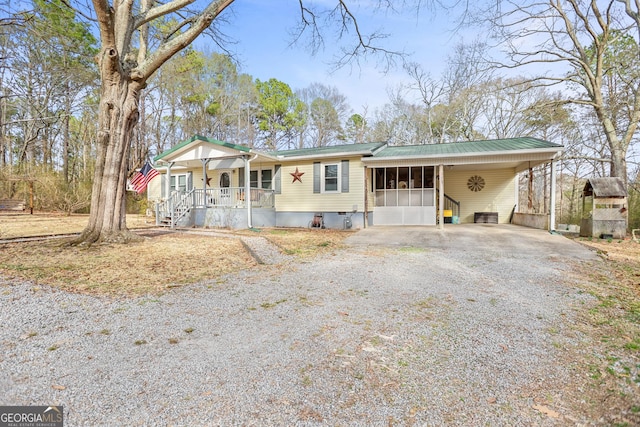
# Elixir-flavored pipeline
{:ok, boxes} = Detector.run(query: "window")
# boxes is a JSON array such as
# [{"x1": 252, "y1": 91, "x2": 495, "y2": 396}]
[
  {"x1": 248, "y1": 169, "x2": 272, "y2": 189},
  {"x1": 261, "y1": 170, "x2": 272, "y2": 189},
  {"x1": 170, "y1": 174, "x2": 189, "y2": 192},
  {"x1": 323, "y1": 163, "x2": 339, "y2": 192},
  {"x1": 373, "y1": 166, "x2": 434, "y2": 207},
  {"x1": 313, "y1": 161, "x2": 349, "y2": 193},
  {"x1": 250, "y1": 171, "x2": 259, "y2": 188}
]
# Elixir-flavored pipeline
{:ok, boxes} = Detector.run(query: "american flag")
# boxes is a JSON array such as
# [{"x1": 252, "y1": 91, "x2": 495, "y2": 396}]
[{"x1": 130, "y1": 161, "x2": 159, "y2": 194}]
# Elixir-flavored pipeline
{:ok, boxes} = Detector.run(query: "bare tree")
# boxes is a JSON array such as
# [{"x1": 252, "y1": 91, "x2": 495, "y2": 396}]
[
  {"x1": 483, "y1": 0, "x2": 640, "y2": 189},
  {"x1": 298, "y1": 83, "x2": 349, "y2": 147},
  {"x1": 405, "y1": 41, "x2": 493, "y2": 143}
]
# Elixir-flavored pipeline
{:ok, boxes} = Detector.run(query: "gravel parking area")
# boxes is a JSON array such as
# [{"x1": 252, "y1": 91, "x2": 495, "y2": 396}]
[{"x1": 1, "y1": 225, "x2": 601, "y2": 425}]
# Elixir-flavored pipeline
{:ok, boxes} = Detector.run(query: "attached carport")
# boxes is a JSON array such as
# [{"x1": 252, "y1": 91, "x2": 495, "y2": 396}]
[
  {"x1": 346, "y1": 223, "x2": 599, "y2": 261},
  {"x1": 362, "y1": 138, "x2": 563, "y2": 230}
]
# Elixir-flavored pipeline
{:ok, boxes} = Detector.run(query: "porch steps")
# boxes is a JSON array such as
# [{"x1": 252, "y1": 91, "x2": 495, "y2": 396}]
[{"x1": 157, "y1": 206, "x2": 191, "y2": 227}]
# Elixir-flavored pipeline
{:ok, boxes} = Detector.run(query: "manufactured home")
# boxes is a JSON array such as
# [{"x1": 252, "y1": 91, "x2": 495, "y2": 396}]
[{"x1": 147, "y1": 135, "x2": 563, "y2": 230}]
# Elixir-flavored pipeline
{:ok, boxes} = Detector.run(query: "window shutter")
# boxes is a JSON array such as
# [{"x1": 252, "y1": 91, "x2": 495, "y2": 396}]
[
  {"x1": 161, "y1": 174, "x2": 166, "y2": 197},
  {"x1": 274, "y1": 164, "x2": 281, "y2": 194},
  {"x1": 313, "y1": 162, "x2": 321, "y2": 193},
  {"x1": 341, "y1": 160, "x2": 349, "y2": 193},
  {"x1": 239, "y1": 167, "x2": 245, "y2": 187},
  {"x1": 187, "y1": 172, "x2": 193, "y2": 190}
]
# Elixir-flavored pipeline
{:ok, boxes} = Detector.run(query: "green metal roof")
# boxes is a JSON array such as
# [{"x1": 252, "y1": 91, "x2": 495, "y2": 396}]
[
  {"x1": 371, "y1": 137, "x2": 561, "y2": 158},
  {"x1": 154, "y1": 134, "x2": 250, "y2": 162},
  {"x1": 153, "y1": 136, "x2": 561, "y2": 164},
  {"x1": 273, "y1": 141, "x2": 387, "y2": 158}
]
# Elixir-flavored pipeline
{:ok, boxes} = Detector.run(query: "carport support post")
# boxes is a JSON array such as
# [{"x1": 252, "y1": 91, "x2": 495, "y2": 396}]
[
  {"x1": 549, "y1": 159, "x2": 557, "y2": 231},
  {"x1": 438, "y1": 164, "x2": 444, "y2": 229}
]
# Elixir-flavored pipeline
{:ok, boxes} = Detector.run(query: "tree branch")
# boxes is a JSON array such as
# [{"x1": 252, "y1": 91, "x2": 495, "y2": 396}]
[{"x1": 133, "y1": 0, "x2": 234, "y2": 82}]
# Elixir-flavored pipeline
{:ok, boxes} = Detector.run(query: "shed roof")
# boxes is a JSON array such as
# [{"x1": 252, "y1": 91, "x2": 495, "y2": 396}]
[{"x1": 583, "y1": 177, "x2": 627, "y2": 197}]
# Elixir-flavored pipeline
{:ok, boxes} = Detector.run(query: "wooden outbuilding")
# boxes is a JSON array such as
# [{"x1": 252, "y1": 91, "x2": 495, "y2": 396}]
[{"x1": 580, "y1": 177, "x2": 628, "y2": 239}]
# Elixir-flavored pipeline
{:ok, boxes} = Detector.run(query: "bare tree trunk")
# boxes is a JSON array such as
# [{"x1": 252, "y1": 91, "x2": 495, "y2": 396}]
[
  {"x1": 0, "y1": 97, "x2": 5, "y2": 167},
  {"x1": 610, "y1": 145, "x2": 628, "y2": 188},
  {"x1": 73, "y1": 47, "x2": 142, "y2": 244},
  {"x1": 63, "y1": 84, "x2": 71, "y2": 183}
]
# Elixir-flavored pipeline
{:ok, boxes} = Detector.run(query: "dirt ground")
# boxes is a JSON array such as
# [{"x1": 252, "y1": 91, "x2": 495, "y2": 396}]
[
  {"x1": 0, "y1": 214, "x2": 638, "y2": 423},
  {"x1": 0, "y1": 215, "x2": 638, "y2": 424},
  {"x1": 0, "y1": 212, "x2": 351, "y2": 296}
]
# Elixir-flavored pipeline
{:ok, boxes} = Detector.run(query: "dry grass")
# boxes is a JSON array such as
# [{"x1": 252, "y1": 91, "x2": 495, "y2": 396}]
[
  {"x1": 0, "y1": 212, "x2": 153, "y2": 238},
  {"x1": 0, "y1": 234, "x2": 254, "y2": 296},
  {"x1": 0, "y1": 213, "x2": 352, "y2": 297},
  {"x1": 567, "y1": 237, "x2": 640, "y2": 423}
]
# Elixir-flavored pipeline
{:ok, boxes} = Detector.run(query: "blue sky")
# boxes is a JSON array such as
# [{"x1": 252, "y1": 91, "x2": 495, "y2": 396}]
[{"x1": 213, "y1": 1, "x2": 473, "y2": 113}]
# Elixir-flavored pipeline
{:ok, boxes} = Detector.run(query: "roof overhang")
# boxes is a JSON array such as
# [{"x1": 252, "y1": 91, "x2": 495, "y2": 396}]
[
  {"x1": 361, "y1": 140, "x2": 562, "y2": 172},
  {"x1": 153, "y1": 135, "x2": 277, "y2": 169}
]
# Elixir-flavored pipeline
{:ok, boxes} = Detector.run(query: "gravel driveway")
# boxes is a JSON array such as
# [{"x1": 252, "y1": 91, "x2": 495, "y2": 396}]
[{"x1": 1, "y1": 225, "x2": 601, "y2": 426}]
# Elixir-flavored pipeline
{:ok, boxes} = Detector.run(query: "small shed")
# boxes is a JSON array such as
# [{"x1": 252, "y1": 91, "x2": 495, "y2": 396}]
[{"x1": 580, "y1": 177, "x2": 628, "y2": 239}]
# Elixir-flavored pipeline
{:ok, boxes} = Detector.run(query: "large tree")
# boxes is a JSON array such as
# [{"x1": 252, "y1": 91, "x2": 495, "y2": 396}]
[
  {"x1": 483, "y1": 0, "x2": 640, "y2": 189},
  {"x1": 69, "y1": 0, "x2": 413, "y2": 244},
  {"x1": 75, "y1": 0, "x2": 235, "y2": 244}
]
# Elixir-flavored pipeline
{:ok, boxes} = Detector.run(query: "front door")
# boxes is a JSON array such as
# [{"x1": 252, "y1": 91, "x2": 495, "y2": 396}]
[{"x1": 219, "y1": 171, "x2": 232, "y2": 205}]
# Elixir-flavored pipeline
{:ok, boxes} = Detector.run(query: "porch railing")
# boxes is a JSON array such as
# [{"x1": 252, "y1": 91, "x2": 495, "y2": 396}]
[
  {"x1": 155, "y1": 187, "x2": 275, "y2": 228},
  {"x1": 434, "y1": 190, "x2": 461, "y2": 221},
  {"x1": 442, "y1": 192, "x2": 461, "y2": 218},
  {"x1": 193, "y1": 187, "x2": 275, "y2": 209}
]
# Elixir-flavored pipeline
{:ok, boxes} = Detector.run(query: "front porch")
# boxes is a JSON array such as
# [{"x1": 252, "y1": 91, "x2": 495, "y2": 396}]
[{"x1": 155, "y1": 187, "x2": 275, "y2": 228}]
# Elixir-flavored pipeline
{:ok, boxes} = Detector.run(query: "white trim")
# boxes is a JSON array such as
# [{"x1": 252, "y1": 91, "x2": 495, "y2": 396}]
[
  {"x1": 321, "y1": 162, "x2": 341, "y2": 193},
  {"x1": 276, "y1": 149, "x2": 382, "y2": 161},
  {"x1": 361, "y1": 147, "x2": 563, "y2": 163},
  {"x1": 550, "y1": 160, "x2": 557, "y2": 231}
]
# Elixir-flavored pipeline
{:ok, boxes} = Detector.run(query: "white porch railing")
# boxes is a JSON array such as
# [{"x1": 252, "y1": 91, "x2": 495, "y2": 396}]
[{"x1": 155, "y1": 187, "x2": 275, "y2": 227}]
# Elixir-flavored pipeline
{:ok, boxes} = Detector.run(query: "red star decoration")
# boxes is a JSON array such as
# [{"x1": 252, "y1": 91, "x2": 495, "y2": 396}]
[
  {"x1": 202, "y1": 176, "x2": 212, "y2": 186},
  {"x1": 290, "y1": 167, "x2": 305, "y2": 183}
]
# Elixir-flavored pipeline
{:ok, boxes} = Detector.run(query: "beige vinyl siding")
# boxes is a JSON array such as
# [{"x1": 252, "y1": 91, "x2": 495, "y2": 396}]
[
  {"x1": 147, "y1": 174, "x2": 163, "y2": 201},
  {"x1": 365, "y1": 168, "x2": 376, "y2": 212},
  {"x1": 443, "y1": 168, "x2": 516, "y2": 224},
  {"x1": 148, "y1": 168, "x2": 208, "y2": 200},
  {"x1": 276, "y1": 157, "x2": 366, "y2": 212}
]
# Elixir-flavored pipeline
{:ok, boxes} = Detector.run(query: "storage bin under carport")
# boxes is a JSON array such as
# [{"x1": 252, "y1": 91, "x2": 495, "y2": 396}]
[
  {"x1": 443, "y1": 209, "x2": 453, "y2": 223},
  {"x1": 474, "y1": 212, "x2": 498, "y2": 223}
]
